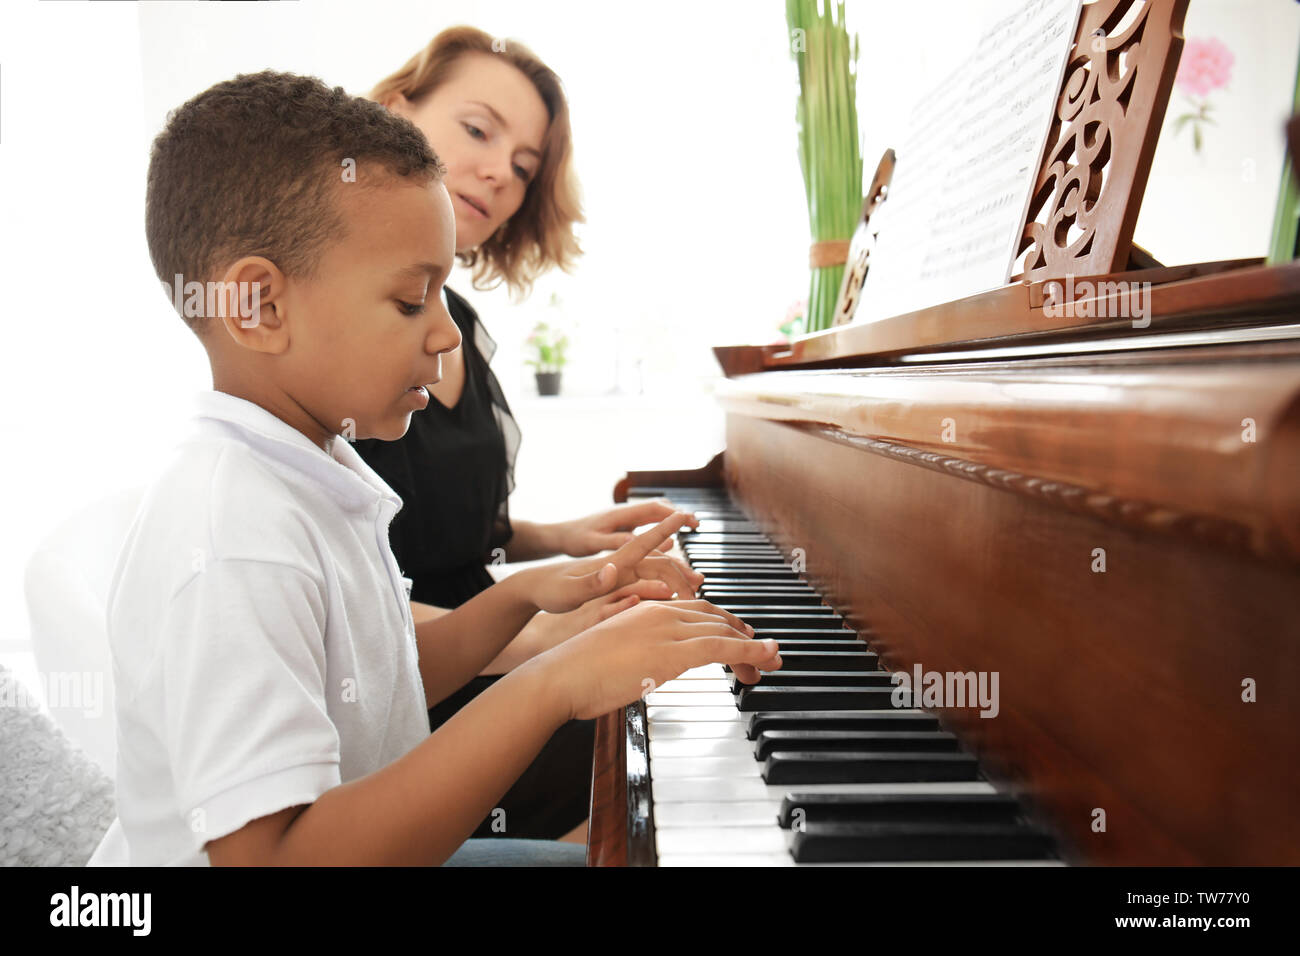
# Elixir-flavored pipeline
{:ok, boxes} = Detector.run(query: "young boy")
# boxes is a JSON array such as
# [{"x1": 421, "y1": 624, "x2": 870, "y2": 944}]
[{"x1": 87, "y1": 70, "x2": 780, "y2": 866}]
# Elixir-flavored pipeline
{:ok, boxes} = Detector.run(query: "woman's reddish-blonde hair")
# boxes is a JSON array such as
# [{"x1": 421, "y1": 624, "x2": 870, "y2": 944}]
[{"x1": 370, "y1": 26, "x2": 584, "y2": 301}]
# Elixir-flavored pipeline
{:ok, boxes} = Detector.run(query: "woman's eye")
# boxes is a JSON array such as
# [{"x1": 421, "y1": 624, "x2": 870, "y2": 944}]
[
  {"x1": 514, "y1": 165, "x2": 532, "y2": 183},
  {"x1": 397, "y1": 301, "x2": 426, "y2": 316},
  {"x1": 463, "y1": 122, "x2": 485, "y2": 140}
]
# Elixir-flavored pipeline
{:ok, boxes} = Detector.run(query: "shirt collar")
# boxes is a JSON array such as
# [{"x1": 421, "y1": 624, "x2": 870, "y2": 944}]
[{"x1": 188, "y1": 389, "x2": 403, "y2": 516}]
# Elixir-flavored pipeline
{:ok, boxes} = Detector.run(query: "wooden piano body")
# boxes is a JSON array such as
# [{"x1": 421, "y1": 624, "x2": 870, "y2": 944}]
[{"x1": 587, "y1": 0, "x2": 1300, "y2": 865}]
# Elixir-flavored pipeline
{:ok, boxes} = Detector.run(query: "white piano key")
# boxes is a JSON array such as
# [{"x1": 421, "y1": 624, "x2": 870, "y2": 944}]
[
  {"x1": 657, "y1": 855, "x2": 1066, "y2": 868},
  {"x1": 649, "y1": 755, "x2": 762, "y2": 777},
  {"x1": 659, "y1": 853, "x2": 797, "y2": 867},
  {"x1": 644, "y1": 691, "x2": 737, "y2": 707},
  {"x1": 648, "y1": 737, "x2": 757, "y2": 759},
  {"x1": 652, "y1": 776, "x2": 998, "y2": 803},
  {"x1": 648, "y1": 721, "x2": 747, "y2": 741},
  {"x1": 648, "y1": 680, "x2": 733, "y2": 694},
  {"x1": 645, "y1": 707, "x2": 743, "y2": 721},
  {"x1": 655, "y1": 826, "x2": 789, "y2": 856},
  {"x1": 674, "y1": 665, "x2": 729, "y2": 680},
  {"x1": 652, "y1": 801, "x2": 780, "y2": 828}
]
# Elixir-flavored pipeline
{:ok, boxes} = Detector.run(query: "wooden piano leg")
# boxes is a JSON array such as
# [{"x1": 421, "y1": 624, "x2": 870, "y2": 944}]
[{"x1": 586, "y1": 709, "x2": 627, "y2": 866}]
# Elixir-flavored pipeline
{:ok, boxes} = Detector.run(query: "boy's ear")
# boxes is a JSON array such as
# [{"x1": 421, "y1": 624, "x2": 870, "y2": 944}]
[{"x1": 213, "y1": 256, "x2": 287, "y2": 353}]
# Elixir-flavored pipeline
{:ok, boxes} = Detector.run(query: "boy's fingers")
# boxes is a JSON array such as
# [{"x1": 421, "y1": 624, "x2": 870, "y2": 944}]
[
  {"x1": 668, "y1": 602, "x2": 754, "y2": 637},
  {"x1": 587, "y1": 562, "x2": 617, "y2": 596},
  {"x1": 611, "y1": 580, "x2": 672, "y2": 601},
  {"x1": 678, "y1": 635, "x2": 782, "y2": 675},
  {"x1": 614, "y1": 512, "x2": 691, "y2": 565},
  {"x1": 731, "y1": 662, "x2": 762, "y2": 685},
  {"x1": 598, "y1": 595, "x2": 639, "y2": 622}
]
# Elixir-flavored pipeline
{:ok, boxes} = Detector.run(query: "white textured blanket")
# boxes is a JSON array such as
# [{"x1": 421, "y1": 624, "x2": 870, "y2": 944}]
[{"x1": 0, "y1": 665, "x2": 115, "y2": 866}]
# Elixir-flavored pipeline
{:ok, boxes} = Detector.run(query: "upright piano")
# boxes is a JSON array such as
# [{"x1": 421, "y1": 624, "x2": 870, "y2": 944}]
[{"x1": 587, "y1": 0, "x2": 1300, "y2": 866}]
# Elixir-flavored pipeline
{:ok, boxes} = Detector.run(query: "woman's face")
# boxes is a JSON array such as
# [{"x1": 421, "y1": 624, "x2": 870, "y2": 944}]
[{"x1": 389, "y1": 53, "x2": 550, "y2": 253}]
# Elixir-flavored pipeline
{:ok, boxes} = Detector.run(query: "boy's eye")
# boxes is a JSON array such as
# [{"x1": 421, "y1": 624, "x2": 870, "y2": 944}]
[{"x1": 397, "y1": 301, "x2": 426, "y2": 316}]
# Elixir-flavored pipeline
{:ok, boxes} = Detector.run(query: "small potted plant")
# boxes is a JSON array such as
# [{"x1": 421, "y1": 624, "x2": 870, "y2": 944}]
[{"x1": 525, "y1": 320, "x2": 568, "y2": 396}]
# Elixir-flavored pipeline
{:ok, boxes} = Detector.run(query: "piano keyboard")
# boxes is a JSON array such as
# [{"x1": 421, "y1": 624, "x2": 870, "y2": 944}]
[{"x1": 632, "y1": 485, "x2": 1064, "y2": 867}]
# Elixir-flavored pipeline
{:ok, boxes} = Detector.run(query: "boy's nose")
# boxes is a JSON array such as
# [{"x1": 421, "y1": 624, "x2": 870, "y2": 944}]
[{"x1": 429, "y1": 303, "x2": 462, "y2": 355}]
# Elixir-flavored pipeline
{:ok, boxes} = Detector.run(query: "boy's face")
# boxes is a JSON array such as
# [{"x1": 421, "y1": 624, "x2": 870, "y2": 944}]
[{"x1": 275, "y1": 175, "x2": 462, "y2": 448}]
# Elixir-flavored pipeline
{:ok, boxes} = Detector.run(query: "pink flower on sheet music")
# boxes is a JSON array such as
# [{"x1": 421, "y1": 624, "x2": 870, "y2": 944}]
[{"x1": 1175, "y1": 37, "x2": 1233, "y2": 98}]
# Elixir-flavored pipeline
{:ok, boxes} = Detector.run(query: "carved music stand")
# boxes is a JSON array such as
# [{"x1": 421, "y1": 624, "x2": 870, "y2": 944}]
[{"x1": 1015, "y1": 0, "x2": 1189, "y2": 283}]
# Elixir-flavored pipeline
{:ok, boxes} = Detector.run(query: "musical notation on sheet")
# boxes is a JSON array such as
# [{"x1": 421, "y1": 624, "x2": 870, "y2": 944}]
[{"x1": 855, "y1": 0, "x2": 1082, "y2": 323}]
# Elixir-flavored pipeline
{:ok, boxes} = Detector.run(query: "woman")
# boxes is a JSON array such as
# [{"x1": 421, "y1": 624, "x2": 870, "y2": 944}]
[{"x1": 352, "y1": 26, "x2": 697, "y2": 842}]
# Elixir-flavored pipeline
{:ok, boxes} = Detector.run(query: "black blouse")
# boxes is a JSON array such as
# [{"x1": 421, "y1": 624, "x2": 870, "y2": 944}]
[{"x1": 353, "y1": 286, "x2": 521, "y2": 608}]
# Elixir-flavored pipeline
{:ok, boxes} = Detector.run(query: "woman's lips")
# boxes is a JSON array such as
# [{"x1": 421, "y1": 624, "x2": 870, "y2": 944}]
[{"x1": 457, "y1": 194, "x2": 489, "y2": 220}]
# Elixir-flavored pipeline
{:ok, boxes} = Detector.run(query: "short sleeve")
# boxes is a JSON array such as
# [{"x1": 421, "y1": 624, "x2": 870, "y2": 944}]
[{"x1": 159, "y1": 559, "x2": 342, "y2": 855}]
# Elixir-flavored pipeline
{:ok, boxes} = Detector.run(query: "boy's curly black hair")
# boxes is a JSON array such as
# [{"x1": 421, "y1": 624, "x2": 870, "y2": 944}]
[{"x1": 146, "y1": 70, "x2": 445, "y2": 336}]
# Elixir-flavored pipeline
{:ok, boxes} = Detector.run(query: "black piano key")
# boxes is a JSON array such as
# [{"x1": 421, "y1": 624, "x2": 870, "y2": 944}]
[
  {"x1": 679, "y1": 520, "x2": 759, "y2": 534},
  {"x1": 700, "y1": 583, "x2": 810, "y2": 590},
  {"x1": 777, "y1": 792, "x2": 1027, "y2": 828},
  {"x1": 771, "y1": 650, "x2": 878, "y2": 670},
  {"x1": 790, "y1": 822, "x2": 1057, "y2": 863},
  {"x1": 733, "y1": 628, "x2": 858, "y2": 642},
  {"x1": 685, "y1": 541, "x2": 779, "y2": 548},
  {"x1": 739, "y1": 614, "x2": 845, "y2": 630},
  {"x1": 679, "y1": 534, "x2": 771, "y2": 546},
  {"x1": 704, "y1": 593, "x2": 824, "y2": 606},
  {"x1": 701, "y1": 581, "x2": 815, "y2": 590},
  {"x1": 762, "y1": 751, "x2": 981, "y2": 784},
  {"x1": 737, "y1": 686, "x2": 898, "y2": 711},
  {"x1": 685, "y1": 552, "x2": 785, "y2": 561},
  {"x1": 768, "y1": 641, "x2": 875, "y2": 654},
  {"x1": 747, "y1": 711, "x2": 942, "y2": 739},
  {"x1": 689, "y1": 563, "x2": 795, "y2": 573},
  {"x1": 700, "y1": 579, "x2": 811, "y2": 589},
  {"x1": 755, "y1": 729, "x2": 962, "y2": 760},
  {"x1": 720, "y1": 606, "x2": 838, "y2": 619},
  {"x1": 729, "y1": 671, "x2": 894, "y2": 693}
]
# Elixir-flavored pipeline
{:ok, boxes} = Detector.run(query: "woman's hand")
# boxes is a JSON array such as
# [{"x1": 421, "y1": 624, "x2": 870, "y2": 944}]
[
  {"x1": 556, "y1": 499, "x2": 699, "y2": 557},
  {"x1": 530, "y1": 600, "x2": 783, "y2": 722},
  {"x1": 517, "y1": 512, "x2": 705, "y2": 615}
]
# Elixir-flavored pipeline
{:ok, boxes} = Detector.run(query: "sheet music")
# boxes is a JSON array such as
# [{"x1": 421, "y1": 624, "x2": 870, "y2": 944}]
[{"x1": 854, "y1": 0, "x2": 1082, "y2": 323}]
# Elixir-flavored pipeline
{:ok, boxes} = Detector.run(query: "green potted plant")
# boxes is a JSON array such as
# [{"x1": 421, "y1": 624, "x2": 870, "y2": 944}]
[{"x1": 524, "y1": 319, "x2": 568, "y2": 396}]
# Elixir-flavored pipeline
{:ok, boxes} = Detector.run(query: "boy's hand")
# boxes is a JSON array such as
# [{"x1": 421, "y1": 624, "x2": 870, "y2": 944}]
[
  {"x1": 523, "y1": 580, "x2": 673, "y2": 655},
  {"x1": 524, "y1": 512, "x2": 704, "y2": 614},
  {"x1": 534, "y1": 599, "x2": 783, "y2": 721},
  {"x1": 557, "y1": 499, "x2": 699, "y2": 557}
]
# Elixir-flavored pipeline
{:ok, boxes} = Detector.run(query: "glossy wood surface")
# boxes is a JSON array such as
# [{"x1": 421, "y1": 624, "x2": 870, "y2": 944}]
[
  {"x1": 714, "y1": 258, "x2": 1288, "y2": 376},
  {"x1": 723, "y1": 408, "x2": 1300, "y2": 864},
  {"x1": 586, "y1": 709, "x2": 627, "y2": 867},
  {"x1": 715, "y1": 343, "x2": 1300, "y2": 563}
]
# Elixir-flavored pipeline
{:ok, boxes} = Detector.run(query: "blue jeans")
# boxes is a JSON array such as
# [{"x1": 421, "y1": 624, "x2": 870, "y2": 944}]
[{"x1": 442, "y1": 838, "x2": 586, "y2": 867}]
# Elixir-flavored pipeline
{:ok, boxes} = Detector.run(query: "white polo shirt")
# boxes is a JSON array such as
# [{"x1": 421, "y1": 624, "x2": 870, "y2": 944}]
[{"x1": 87, "y1": 389, "x2": 430, "y2": 866}]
